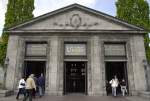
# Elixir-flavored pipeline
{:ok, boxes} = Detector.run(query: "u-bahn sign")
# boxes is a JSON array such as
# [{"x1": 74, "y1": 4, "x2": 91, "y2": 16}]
[{"x1": 65, "y1": 44, "x2": 86, "y2": 56}]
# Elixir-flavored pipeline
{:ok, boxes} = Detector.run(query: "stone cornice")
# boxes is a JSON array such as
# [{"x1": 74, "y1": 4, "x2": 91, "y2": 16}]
[{"x1": 6, "y1": 29, "x2": 146, "y2": 34}]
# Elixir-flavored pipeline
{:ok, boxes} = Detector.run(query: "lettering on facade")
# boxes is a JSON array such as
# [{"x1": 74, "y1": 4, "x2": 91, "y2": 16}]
[
  {"x1": 65, "y1": 44, "x2": 86, "y2": 56},
  {"x1": 104, "y1": 43, "x2": 126, "y2": 56},
  {"x1": 26, "y1": 43, "x2": 47, "y2": 56}
]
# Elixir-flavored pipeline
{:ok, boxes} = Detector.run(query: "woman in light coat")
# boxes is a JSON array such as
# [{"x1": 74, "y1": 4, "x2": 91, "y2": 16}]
[{"x1": 109, "y1": 75, "x2": 119, "y2": 96}]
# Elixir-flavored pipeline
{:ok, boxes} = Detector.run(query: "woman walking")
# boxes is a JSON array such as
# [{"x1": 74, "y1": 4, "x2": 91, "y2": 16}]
[
  {"x1": 109, "y1": 75, "x2": 119, "y2": 96},
  {"x1": 16, "y1": 76, "x2": 26, "y2": 100}
]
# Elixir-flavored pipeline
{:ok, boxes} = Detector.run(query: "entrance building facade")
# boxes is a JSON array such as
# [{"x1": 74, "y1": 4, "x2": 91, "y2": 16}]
[{"x1": 5, "y1": 4, "x2": 148, "y2": 96}]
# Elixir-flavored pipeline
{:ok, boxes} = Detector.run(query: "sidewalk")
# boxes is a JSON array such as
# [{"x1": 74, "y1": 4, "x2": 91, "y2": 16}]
[{"x1": 0, "y1": 95, "x2": 150, "y2": 101}]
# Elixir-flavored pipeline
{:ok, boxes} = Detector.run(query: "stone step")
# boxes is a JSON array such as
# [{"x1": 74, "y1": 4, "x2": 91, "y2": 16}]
[
  {"x1": 138, "y1": 91, "x2": 150, "y2": 99},
  {"x1": 0, "y1": 90, "x2": 14, "y2": 97}
]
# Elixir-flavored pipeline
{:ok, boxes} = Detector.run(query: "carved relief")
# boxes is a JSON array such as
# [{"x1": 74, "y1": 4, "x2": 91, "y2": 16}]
[
  {"x1": 70, "y1": 14, "x2": 81, "y2": 29},
  {"x1": 53, "y1": 14, "x2": 99, "y2": 29}
]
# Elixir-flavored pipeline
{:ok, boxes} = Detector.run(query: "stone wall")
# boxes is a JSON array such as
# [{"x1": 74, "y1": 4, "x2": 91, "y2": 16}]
[
  {"x1": 0, "y1": 66, "x2": 4, "y2": 85},
  {"x1": 147, "y1": 64, "x2": 150, "y2": 91},
  {"x1": 6, "y1": 35, "x2": 19, "y2": 89},
  {"x1": 130, "y1": 35, "x2": 147, "y2": 93}
]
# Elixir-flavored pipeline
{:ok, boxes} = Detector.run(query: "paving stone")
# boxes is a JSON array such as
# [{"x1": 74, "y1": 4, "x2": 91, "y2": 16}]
[{"x1": 0, "y1": 95, "x2": 150, "y2": 101}]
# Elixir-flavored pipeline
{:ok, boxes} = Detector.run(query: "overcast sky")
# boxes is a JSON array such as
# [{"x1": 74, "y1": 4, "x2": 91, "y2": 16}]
[{"x1": 0, "y1": 0, "x2": 150, "y2": 36}]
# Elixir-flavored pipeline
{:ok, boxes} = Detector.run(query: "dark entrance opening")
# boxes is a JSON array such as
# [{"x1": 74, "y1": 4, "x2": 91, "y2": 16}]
[
  {"x1": 64, "y1": 62, "x2": 87, "y2": 94},
  {"x1": 24, "y1": 61, "x2": 46, "y2": 78},
  {"x1": 105, "y1": 62, "x2": 128, "y2": 95}
]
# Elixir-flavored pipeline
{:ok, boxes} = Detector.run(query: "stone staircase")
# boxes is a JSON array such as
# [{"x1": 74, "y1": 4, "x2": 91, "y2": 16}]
[
  {"x1": 138, "y1": 91, "x2": 150, "y2": 99},
  {"x1": 0, "y1": 89, "x2": 14, "y2": 97}
]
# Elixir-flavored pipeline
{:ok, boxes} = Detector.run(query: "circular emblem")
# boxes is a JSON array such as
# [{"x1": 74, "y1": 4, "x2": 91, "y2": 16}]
[{"x1": 70, "y1": 14, "x2": 81, "y2": 29}]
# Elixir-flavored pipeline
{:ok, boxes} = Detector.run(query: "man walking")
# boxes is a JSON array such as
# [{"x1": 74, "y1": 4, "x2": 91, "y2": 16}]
[
  {"x1": 120, "y1": 79, "x2": 127, "y2": 96},
  {"x1": 38, "y1": 73, "x2": 45, "y2": 97},
  {"x1": 23, "y1": 74, "x2": 36, "y2": 101}
]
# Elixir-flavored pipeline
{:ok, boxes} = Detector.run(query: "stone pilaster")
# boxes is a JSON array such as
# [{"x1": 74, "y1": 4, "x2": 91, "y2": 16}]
[
  {"x1": 90, "y1": 35, "x2": 103, "y2": 95},
  {"x1": 48, "y1": 36, "x2": 59, "y2": 95},
  {"x1": 147, "y1": 65, "x2": 150, "y2": 91},
  {"x1": 6, "y1": 35, "x2": 19, "y2": 90},
  {"x1": 130, "y1": 35, "x2": 147, "y2": 94},
  {"x1": 14, "y1": 38, "x2": 25, "y2": 89}
]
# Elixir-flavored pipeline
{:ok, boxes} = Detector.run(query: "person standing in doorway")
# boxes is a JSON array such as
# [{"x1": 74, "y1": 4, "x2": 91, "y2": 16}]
[
  {"x1": 32, "y1": 74, "x2": 38, "y2": 98},
  {"x1": 23, "y1": 74, "x2": 36, "y2": 101},
  {"x1": 16, "y1": 76, "x2": 26, "y2": 100},
  {"x1": 106, "y1": 80, "x2": 111, "y2": 95},
  {"x1": 109, "y1": 75, "x2": 119, "y2": 96},
  {"x1": 120, "y1": 79, "x2": 127, "y2": 96},
  {"x1": 38, "y1": 73, "x2": 45, "y2": 97}
]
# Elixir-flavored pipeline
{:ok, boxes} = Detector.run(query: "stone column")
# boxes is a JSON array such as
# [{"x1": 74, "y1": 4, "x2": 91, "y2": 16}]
[
  {"x1": 6, "y1": 35, "x2": 19, "y2": 90},
  {"x1": 90, "y1": 35, "x2": 103, "y2": 95},
  {"x1": 14, "y1": 38, "x2": 25, "y2": 89},
  {"x1": 48, "y1": 36, "x2": 59, "y2": 95},
  {"x1": 130, "y1": 35, "x2": 147, "y2": 94}
]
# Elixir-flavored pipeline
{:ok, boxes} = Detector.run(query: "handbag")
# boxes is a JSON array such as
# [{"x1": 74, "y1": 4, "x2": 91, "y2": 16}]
[{"x1": 20, "y1": 83, "x2": 25, "y2": 86}]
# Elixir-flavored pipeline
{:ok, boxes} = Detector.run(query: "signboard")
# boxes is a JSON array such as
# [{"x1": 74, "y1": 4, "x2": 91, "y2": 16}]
[
  {"x1": 65, "y1": 44, "x2": 86, "y2": 56},
  {"x1": 104, "y1": 44, "x2": 126, "y2": 56},
  {"x1": 26, "y1": 43, "x2": 47, "y2": 56}
]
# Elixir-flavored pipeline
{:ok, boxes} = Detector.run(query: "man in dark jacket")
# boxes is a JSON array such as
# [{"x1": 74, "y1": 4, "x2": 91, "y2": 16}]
[
  {"x1": 120, "y1": 79, "x2": 127, "y2": 96},
  {"x1": 38, "y1": 73, "x2": 45, "y2": 97}
]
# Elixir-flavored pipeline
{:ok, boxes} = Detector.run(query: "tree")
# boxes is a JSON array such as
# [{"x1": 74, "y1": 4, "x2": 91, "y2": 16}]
[
  {"x1": 0, "y1": 42, "x2": 7, "y2": 65},
  {"x1": 0, "y1": 0, "x2": 34, "y2": 66},
  {"x1": 116, "y1": 0, "x2": 150, "y2": 63}
]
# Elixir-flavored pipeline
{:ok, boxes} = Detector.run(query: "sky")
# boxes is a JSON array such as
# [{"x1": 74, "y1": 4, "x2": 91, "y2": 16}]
[{"x1": 0, "y1": 0, "x2": 150, "y2": 36}]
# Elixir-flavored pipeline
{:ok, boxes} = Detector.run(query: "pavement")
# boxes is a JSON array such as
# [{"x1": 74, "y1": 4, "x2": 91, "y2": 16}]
[{"x1": 0, "y1": 95, "x2": 150, "y2": 101}]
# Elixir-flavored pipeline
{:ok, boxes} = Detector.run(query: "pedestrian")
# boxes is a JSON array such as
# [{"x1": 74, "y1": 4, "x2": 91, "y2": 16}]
[
  {"x1": 23, "y1": 74, "x2": 36, "y2": 101},
  {"x1": 120, "y1": 79, "x2": 127, "y2": 96},
  {"x1": 32, "y1": 74, "x2": 38, "y2": 98},
  {"x1": 109, "y1": 75, "x2": 119, "y2": 96},
  {"x1": 106, "y1": 80, "x2": 110, "y2": 95},
  {"x1": 16, "y1": 76, "x2": 26, "y2": 100},
  {"x1": 38, "y1": 73, "x2": 45, "y2": 97}
]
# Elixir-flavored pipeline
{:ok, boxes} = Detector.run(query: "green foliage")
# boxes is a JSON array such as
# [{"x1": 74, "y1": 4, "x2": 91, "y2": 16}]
[
  {"x1": 0, "y1": 42, "x2": 7, "y2": 66},
  {"x1": 0, "y1": 0, "x2": 34, "y2": 66},
  {"x1": 3, "y1": 0, "x2": 34, "y2": 40},
  {"x1": 116, "y1": 0, "x2": 150, "y2": 63}
]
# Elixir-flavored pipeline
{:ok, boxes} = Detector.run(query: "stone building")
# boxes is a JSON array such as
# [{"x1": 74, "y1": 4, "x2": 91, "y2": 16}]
[
  {"x1": 0, "y1": 66, "x2": 4, "y2": 85},
  {"x1": 5, "y1": 4, "x2": 148, "y2": 96}
]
